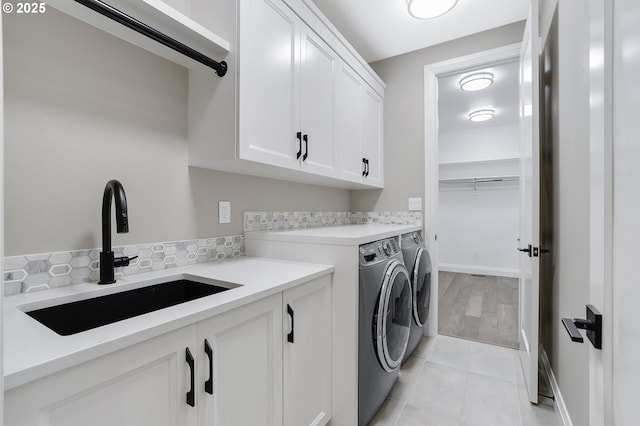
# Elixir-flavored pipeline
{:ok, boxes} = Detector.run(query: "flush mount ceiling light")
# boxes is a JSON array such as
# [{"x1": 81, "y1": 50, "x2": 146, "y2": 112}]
[
  {"x1": 406, "y1": 0, "x2": 459, "y2": 19},
  {"x1": 459, "y1": 72, "x2": 494, "y2": 92},
  {"x1": 468, "y1": 109, "x2": 495, "y2": 122}
]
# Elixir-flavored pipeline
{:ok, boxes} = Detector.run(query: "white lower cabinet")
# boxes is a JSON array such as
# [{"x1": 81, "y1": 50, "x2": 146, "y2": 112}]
[
  {"x1": 5, "y1": 326, "x2": 198, "y2": 426},
  {"x1": 5, "y1": 277, "x2": 332, "y2": 426},
  {"x1": 283, "y1": 275, "x2": 332, "y2": 426},
  {"x1": 196, "y1": 293, "x2": 284, "y2": 426}
]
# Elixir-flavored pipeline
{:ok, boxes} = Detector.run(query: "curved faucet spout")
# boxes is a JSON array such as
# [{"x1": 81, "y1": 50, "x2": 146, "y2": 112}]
[{"x1": 99, "y1": 180, "x2": 131, "y2": 284}]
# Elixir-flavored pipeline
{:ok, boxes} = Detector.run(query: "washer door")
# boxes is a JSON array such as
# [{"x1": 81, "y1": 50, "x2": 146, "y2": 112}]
[
  {"x1": 412, "y1": 247, "x2": 432, "y2": 327},
  {"x1": 375, "y1": 260, "x2": 412, "y2": 372}
]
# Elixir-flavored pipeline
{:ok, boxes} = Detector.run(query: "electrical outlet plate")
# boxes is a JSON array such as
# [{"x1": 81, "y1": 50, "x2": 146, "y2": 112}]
[
  {"x1": 408, "y1": 197, "x2": 422, "y2": 211},
  {"x1": 218, "y1": 201, "x2": 231, "y2": 224}
]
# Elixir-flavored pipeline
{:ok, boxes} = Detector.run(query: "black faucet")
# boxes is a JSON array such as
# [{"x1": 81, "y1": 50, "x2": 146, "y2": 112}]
[{"x1": 99, "y1": 180, "x2": 137, "y2": 284}]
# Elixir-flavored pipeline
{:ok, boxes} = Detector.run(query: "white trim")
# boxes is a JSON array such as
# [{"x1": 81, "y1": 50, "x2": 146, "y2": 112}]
[
  {"x1": 540, "y1": 348, "x2": 573, "y2": 426},
  {"x1": 423, "y1": 42, "x2": 521, "y2": 338},
  {"x1": 438, "y1": 264, "x2": 519, "y2": 278}
]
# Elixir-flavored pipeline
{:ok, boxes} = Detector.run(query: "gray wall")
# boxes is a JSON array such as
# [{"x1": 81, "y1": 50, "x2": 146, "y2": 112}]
[
  {"x1": 350, "y1": 22, "x2": 525, "y2": 212},
  {"x1": 3, "y1": 9, "x2": 349, "y2": 256}
]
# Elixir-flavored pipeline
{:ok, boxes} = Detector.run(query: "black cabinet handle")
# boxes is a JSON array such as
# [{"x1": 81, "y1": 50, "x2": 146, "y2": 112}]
[
  {"x1": 303, "y1": 134, "x2": 309, "y2": 161},
  {"x1": 186, "y1": 347, "x2": 195, "y2": 407},
  {"x1": 362, "y1": 158, "x2": 367, "y2": 176},
  {"x1": 287, "y1": 304, "x2": 295, "y2": 343},
  {"x1": 204, "y1": 339, "x2": 213, "y2": 395},
  {"x1": 296, "y1": 132, "x2": 302, "y2": 159},
  {"x1": 365, "y1": 159, "x2": 370, "y2": 177}
]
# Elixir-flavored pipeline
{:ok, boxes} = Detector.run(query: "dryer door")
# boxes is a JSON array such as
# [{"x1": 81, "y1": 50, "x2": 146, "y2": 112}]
[
  {"x1": 412, "y1": 247, "x2": 432, "y2": 327},
  {"x1": 376, "y1": 261, "x2": 412, "y2": 372}
]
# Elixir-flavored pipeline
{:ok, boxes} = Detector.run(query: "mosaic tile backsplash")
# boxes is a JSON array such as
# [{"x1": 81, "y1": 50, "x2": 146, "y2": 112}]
[
  {"x1": 5, "y1": 211, "x2": 421, "y2": 296},
  {"x1": 243, "y1": 211, "x2": 423, "y2": 232},
  {"x1": 4, "y1": 235, "x2": 244, "y2": 296}
]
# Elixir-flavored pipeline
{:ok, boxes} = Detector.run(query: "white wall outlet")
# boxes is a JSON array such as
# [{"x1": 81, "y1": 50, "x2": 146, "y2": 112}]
[
  {"x1": 218, "y1": 201, "x2": 231, "y2": 224},
  {"x1": 408, "y1": 197, "x2": 422, "y2": 211}
]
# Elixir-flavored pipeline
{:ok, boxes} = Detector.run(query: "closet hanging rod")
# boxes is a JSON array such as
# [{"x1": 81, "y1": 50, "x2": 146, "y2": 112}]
[
  {"x1": 439, "y1": 176, "x2": 520, "y2": 184},
  {"x1": 75, "y1": 0, "x2": 228, "y2": 77}
]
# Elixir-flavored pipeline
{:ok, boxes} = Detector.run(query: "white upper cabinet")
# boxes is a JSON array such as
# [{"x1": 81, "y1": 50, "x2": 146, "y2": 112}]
[
  {"x1": 337, "y1": 61, "x2": 384, "y2": 188},
  {"x1": 238, "y1": 0, "x2": 337, "y2": 176},
  {"x1": 237, "y1": 0, "x2": 300, "y2": 170},
  {"x1": 361, "y1": 86, "x2": 384, "y2": 187},
  {"x1": 188, "y1": 0, "x2": 383, "y2": 189},
  {"x1": 299, "y1": 28, "x2": 337, "y2": 176},
  {"x1": 336, "y1": 63, "x2": 364, "y2": 182}
]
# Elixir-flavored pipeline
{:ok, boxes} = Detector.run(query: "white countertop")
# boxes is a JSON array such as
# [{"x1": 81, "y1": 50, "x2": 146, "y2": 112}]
[
  {"x1": 3, "y1": 257, "x2": 333, "y2": 390},
  {"x1": 244, "y1": 224, "x2": 422, "y2": 246}
]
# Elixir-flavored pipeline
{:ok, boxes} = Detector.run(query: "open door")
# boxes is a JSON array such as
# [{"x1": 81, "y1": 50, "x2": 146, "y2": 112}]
[{"x1": 517, "y1": 0, "x2": 540, "y2": 404}]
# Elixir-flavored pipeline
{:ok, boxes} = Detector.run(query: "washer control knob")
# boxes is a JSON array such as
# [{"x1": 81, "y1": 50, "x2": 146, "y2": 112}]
[{"x1": 382, "y1": 241, "x2": 392, "y2": 255}]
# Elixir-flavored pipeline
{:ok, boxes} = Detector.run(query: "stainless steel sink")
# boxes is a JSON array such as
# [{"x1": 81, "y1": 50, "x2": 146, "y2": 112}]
[{"x1": 25, "y1": 279, "x2": 237, "y2": 336}]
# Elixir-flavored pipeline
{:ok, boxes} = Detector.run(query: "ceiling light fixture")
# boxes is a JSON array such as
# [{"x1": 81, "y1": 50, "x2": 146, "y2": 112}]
[
  {"x1": 468, "y1": 109, "x2": 495, "y2": 122},
  {"x1": 406, "y1": 0, "x2": 459, "y2": 19},
  {"x1": 459, "y1": 72, "x2": 494, "y2": 92}
]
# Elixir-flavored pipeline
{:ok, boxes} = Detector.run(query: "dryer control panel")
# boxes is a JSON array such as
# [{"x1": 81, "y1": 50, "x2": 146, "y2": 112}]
[{"x1": 359, "y1": 238, "x2": 401, "y2": 265}]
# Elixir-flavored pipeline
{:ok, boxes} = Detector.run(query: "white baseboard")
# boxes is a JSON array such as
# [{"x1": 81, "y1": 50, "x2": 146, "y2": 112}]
[
  {"x1": 540, "y1": 347, "x2": 573, "y2": 426},
  {"x1": 438, "y1": 263, "x2": 519, "y2": 278}
]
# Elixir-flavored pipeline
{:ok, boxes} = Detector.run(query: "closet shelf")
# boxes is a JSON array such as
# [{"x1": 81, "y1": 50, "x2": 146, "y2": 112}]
[{"x1": 438, "y1": 158, "x2": 519, "y2": 167}]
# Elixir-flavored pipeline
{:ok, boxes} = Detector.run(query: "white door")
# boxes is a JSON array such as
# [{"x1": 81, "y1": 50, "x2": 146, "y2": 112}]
[{"x1": 517, "y1": 0, "x2": 540, "y2": 404}]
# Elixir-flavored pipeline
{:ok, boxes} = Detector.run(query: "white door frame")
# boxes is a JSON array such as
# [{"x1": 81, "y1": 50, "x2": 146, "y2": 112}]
[
  {"x1": 423, "y1": 43, "x2": 521, "y2": 336},
  {"x1": 590, "y1": 0, "x2": 613, "y2": 424}
]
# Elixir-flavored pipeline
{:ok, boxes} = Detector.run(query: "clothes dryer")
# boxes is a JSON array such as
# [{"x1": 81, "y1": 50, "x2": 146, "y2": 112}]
[
  {"x1": 401, "y1": 231, "x2": 432, "y2": 362},
  {"x1": 358, "y1": 237, "x2": 412, "y2": 426}
]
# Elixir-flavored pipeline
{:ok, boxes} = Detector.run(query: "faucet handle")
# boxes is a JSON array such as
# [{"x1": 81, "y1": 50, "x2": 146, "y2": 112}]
[{"x1": 113, "y1": 256, "x2": 138, "y2": 268}]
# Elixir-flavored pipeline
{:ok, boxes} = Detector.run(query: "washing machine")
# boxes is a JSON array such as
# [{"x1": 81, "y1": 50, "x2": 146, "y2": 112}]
[
  {"x1": 400, "y1": 231, "x2": 432, "y2": 362},
  {"x1": 358, "y1": 237, "x2": 412, "y2": 426}
]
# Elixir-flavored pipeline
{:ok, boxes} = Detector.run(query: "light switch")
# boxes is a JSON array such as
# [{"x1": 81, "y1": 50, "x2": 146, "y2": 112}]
[
  {"x1": 219, "y1": 201, "x2": 231, "y2": 224},
  {"x1": 408, "y1": 197, "x2": 422, "y2": 211}
]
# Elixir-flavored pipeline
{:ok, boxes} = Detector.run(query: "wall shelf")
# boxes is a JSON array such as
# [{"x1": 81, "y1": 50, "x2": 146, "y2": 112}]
[{"x1": 48, "y1": 0, "x2": 230, "y2": 71}]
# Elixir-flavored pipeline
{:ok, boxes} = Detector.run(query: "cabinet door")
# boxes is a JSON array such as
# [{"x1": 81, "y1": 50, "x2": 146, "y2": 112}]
[
  {"x1": 299, "y1": 28, "x2": 337, "y2": 176},
  {"x1": 238, "y1": 0, "x2": 301, "y2": 169},
  {"x1": 5, "y1": 327, "x2": 198, "y2": 426},
  {"x1": 336, "y1": 62, "x2": 364, "y2": 183},
  {"x1": 283, "y1": 275, "x2": 332, "y2": 426},
  {"x1": 197, "y1": 294, "x2": 283, "y2": 426},
  {"x1": 361, "y1": 86, "x2": 384, "y2": 187}
]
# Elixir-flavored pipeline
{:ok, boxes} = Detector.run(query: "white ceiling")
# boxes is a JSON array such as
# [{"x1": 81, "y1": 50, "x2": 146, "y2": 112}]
[
  {"x1": 311, "y1": 0, "x2": 529, "y2": 63},
  {"x1": 310, "y1": 0, "x2": 525, "y2": 134},
  {"x1": 438, "y1": 60, "x2": 520, "y2": 133}
]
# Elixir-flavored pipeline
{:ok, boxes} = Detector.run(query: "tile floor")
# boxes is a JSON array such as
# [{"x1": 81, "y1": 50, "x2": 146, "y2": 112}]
[
  {"x1": 369, "y1": 335, "x2": 557, "y2": 426},
  {"x1": 439, "y1": 272, "x2": 519, "y2": 349}
]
